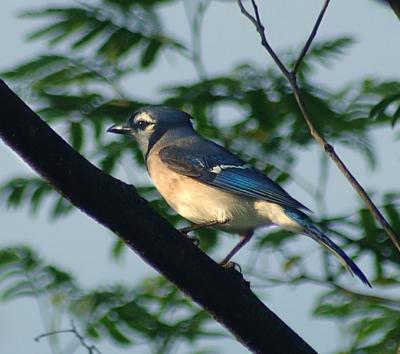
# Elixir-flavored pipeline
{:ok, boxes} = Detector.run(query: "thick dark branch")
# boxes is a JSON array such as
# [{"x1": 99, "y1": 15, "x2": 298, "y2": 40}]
[
  {"x1": 0, "y1": 80, "x2": 317, "y2": 354},
  {"x1": 385, "y1": 0, "x2": 400, "y2": 20},
  {"x1": 237, "y1": 0, "x2": 400, "y2": 254}
]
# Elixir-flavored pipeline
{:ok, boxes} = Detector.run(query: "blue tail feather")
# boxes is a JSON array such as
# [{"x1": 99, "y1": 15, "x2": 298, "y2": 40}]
[{"x1": 285, "y1": 208, "x2": 371, "y2": 287}]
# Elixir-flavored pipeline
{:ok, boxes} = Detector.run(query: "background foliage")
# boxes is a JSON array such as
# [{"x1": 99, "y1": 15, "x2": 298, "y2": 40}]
[{"x1": 1, "y1": 0, "x2": 399, "y2": 353}]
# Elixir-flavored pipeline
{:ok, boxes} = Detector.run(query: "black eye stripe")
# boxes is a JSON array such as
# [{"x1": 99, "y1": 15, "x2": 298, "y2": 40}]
[
  {"x1": 135, "y1": 120, "x2": 154, "y2": 129},
  {"x1": 138, "y1": 121, "x2": 149, "y2": 127}
]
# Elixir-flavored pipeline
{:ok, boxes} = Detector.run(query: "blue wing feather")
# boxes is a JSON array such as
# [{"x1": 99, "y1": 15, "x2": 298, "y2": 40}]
[
  {"x1": 158, "y1": 142, "x2": 310, "y2": 211},
  {"x1": 207, "y1": 167, "x2": 309, "y2": 210}
]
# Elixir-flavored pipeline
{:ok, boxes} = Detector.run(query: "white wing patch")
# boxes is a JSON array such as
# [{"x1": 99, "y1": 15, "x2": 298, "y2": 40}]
[{"x1": 209, "y1": 164, "x2": 250, "y2": 174}]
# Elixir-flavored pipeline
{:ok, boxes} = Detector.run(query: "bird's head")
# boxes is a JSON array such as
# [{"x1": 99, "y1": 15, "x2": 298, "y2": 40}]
[{"x1": 107, "y1": 106, "x2": 193, "y2": 156}]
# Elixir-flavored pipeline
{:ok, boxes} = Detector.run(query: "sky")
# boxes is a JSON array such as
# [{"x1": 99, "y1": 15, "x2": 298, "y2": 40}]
[{"x1": 0, "y1": 0, "x2": 399, "y2": 353}]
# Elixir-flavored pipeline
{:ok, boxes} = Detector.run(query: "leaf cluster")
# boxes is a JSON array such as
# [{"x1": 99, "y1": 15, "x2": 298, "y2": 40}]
[{"x1": 0, "y1": 246, "x2": 220, "y2": 354}]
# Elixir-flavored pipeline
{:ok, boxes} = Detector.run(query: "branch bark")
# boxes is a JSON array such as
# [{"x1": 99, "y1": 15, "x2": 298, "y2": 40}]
[
  {"x1": 0, "y1": 79, "x2": 317, "y2": 353},
  {"x1": 238, "y1": 0, "x2": 400, "y2": 254},
  {"x1": 385, "y1": 0, "x2": 400, "y2": 20}
]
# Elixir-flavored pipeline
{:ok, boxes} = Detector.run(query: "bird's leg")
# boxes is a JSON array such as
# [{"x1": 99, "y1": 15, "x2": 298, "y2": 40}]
[
  {"x1": 179, "y1": 219, "x2": 229, "y2": 245},
  {"x1": 219, "y1": 231, "x2": 254, "y2": 267},
  {"x1": 179, "y1": 224, "x2": 204, "y2": 235},
  {"x1": 179, "y1": 219, "x2": 228, "y2": 234}
]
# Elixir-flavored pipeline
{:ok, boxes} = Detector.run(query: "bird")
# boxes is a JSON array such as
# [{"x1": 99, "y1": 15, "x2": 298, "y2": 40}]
[{"x1": 107, "y1": 106, "x2": 371, "y2": 287}]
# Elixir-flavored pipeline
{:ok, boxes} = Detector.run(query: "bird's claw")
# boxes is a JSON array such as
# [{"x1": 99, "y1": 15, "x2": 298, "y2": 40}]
[
  {"x1": 186, "y1": 234, "x2": 200, "y2": 246},
  {"x1": 178, "y1": 227, "x2": 200, "y2": 246},
  {"x1": 179, "y1": 226, "x2": 194, "y2": 235},
  {"x1": 220, "y1": 261, "x2": 249, "y2": 287},
  {"x1": 220, "y1": 261, "x2": 242, "y2": 273}
]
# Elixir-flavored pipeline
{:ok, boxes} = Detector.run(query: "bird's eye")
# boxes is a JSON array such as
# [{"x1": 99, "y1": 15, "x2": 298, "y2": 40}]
[{"x1": 136, "y1": 120, "x2": 150, "y2": 130}]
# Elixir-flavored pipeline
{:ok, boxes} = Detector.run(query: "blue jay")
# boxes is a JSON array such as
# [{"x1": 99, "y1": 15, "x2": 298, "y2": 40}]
[{"x1": 108, "y1": 106, "x2": 371, "y2": 287}]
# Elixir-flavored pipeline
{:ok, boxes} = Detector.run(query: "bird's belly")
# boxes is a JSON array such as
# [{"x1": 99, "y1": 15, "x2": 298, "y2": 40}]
[
  {"x1": 170, "y1": 186, "x2": 262, "y2": 233},
  {"x1": 147, "y1": 159, "x2": 267, "y2": 233}
]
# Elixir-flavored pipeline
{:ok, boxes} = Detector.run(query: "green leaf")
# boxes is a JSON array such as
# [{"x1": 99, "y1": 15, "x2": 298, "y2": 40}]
[
  {"x1": 384, "y1": 203, "x2": 400, "y2": 230},
  {"x1": 391, "y1": 105, "x2": 400, "y2": 127},
  {"x1": 1, "y1": 279, "x2": 34, "y2": 301},
  {"x1": 309, "y1": 37, "x2": 355, "y2": 64},
  {"x1": 369, "y1": 92, "x2": 400, "y2": 120},
  {"x1": 29, "y1": 19, "x2": 87, "y2": 44},
  {"x1": 2, "y1": 55, "x2": 66, "y2": 79},
  {"x1": 111, "y1": 239, "x2": 126, "y2": 261},
  {"x1": 51, "y1": 196, "x2": 73, "y2": 219},
  {"x1": 70, "y1": 121, "x2": 84, "y2": 151},
  {"x1": 99, "y1": 143, "x2": 123, "y2": 174},
  {"x1": 5, "y1": 182, "x2": 27, "y2": 207},
  {"x1": 72, "y1": 20, "x2": 111, "y2": 49},
  {"x1": 140, "y1": 39, "x2": 162, "y2": 68},
  {"x1": 30, "y1": 181, "x2": 51, "y2": 214},
  {"x1": 100, "y1": 317, "x2": 132, "y2": 344},
  {"x1": 356, "y1": 316, "x2": 391, "y2": 342},
  {"x1": 86, "y1": 324, "x2": 101, "y2": 339},
  {"x1": 97, "y1": 28, "x2": 142, "y2": 60}
]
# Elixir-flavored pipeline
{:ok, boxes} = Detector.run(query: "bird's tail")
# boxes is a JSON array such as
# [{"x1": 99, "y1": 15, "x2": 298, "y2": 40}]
[{"x1": 285, "y1": 208, "x2": 371, "y2": 287}]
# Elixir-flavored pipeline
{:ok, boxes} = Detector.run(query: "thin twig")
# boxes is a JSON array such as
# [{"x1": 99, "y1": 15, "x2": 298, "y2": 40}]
[
  {"x1": 35, "y1": 321, "x2": 101, "y2": 354},
  {"x1": 237, "y1": 0, "x2": 400, "y2": 254},
  {"x1": 293, "y1": 0, "x2": 331, "y2": 75},
  {"x1": 290, "y1": 83, "x2": 400, "y2": 254},
  {"x1": 238, "y1": 0, "x2": 289, "y2": 77}
]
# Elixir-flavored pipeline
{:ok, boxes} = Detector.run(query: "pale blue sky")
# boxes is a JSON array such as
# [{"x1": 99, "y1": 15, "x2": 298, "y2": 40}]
[{"x1": 1, "y1": 1, "x2": 399, "y2": 353}]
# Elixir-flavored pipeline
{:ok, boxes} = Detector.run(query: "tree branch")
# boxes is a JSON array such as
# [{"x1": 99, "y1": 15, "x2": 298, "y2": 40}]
[
  {"x1": 35, "y1": 321, "x2": 101, "y2": 354},
  {"x1": 293, "y1": 0, "x2": 331, "y2": 75},
  {"x1": 238, "y1": 0, "x2": 289, "y2": 77},
  {"x1": 237, "y1": 0, "x2": 400, "y2": 254},
  {"x1": 385, "y1": 0, "x2": 400, "y2": 20},
  {"x1": 0, "y1": 79, "x2": 317, "y2": 354}
]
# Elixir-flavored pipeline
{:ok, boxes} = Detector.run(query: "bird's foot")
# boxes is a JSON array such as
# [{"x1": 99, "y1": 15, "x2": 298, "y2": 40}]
[
  {"x1": 178, "y1": 227, "x2": 200, "y2": 246},
  {"x1": 220, "y1": 260, "x2": 250, "y2": 287},
  {"x1": 179, "y1": 219, "x2": 227, "y2": 234},
  {"x1": 179, "y1": 225, "x2": 194, "y2": 235},
  {"x1": 220, "y1": 260, "x2": 242, "y2": 274},
  {"x1": 185, "y1": 234, "x2": 200, "y2": 246}
]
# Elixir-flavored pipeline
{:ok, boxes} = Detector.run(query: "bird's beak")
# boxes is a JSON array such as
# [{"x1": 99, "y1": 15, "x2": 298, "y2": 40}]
[{"x1": 107, "y1": 122, "x2": 132, "y2": 135}]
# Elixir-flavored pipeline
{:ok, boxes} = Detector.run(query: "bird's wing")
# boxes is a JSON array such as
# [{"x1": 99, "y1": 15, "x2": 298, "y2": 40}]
[{"x1": 158, "y1": 144, "x2": 309, "y2": 211}]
